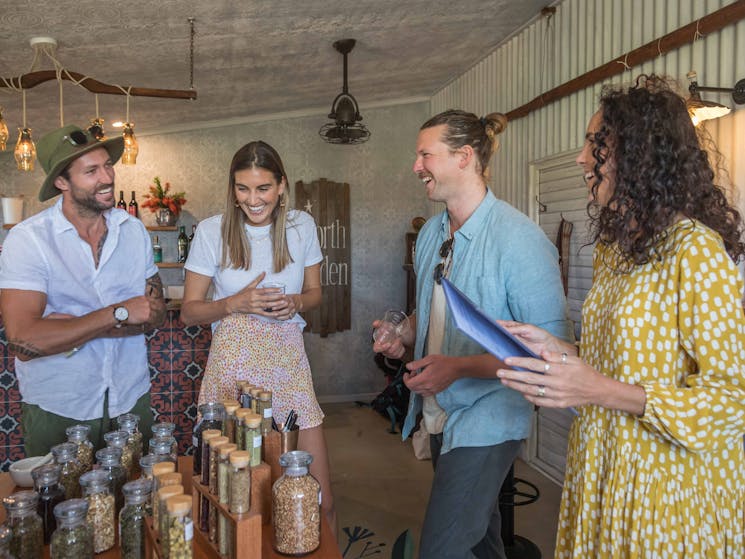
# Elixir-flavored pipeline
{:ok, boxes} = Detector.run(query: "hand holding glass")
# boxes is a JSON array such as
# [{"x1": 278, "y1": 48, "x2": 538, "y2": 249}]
[
  {"x1": 373, "y1": 310, "x2": 409, "y2": 344},
  {"x1": 261, "y1": 282, "x2": 285, "y2": 312}
]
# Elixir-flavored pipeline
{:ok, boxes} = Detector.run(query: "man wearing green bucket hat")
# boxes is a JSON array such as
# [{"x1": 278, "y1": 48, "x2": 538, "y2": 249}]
[{"x1": 0, "y1": 124, "x2": 166, "y2": 456}]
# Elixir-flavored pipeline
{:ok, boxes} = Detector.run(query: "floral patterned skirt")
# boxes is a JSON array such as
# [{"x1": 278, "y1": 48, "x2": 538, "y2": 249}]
[{"x1": 198, "y1": 314, "x2": 324, "y2": 429}]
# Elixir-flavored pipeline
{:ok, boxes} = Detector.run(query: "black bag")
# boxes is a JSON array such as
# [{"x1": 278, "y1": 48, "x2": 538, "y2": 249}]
[{"x1": 369, "y1": 356, "x2": 410, "y2": 434}]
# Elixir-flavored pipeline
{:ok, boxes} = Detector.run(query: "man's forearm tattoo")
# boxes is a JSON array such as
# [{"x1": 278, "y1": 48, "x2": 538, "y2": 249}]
[
  {"x1": 8, "y1": 340, "x2": 43, "y2": 359},
  {"x1": 146, "y1": 273, "x2": 164, "y2": 298}
]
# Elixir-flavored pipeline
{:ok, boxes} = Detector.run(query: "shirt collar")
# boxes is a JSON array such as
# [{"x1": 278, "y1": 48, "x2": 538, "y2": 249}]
[
  {"x1": 442, "y1": 189, "x2": 497, "y2": 242},
  {"x1": 51, "y1": 197, "x2": 128, "y2": 234}
]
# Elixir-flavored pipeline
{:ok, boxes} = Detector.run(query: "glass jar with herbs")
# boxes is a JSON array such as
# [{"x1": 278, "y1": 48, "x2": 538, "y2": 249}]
[
  {"x1": 237, "y1": 381, "x2": 250, "y2": 409},
  {"x1": 49, "y1": 498, "x2": 93, "y2": 559},
  {"x1": 51, "y1": 442, "x2": 82, "y2": 500},
  {"x1": 139, "y1": 453, "x2": 162, "y2": 481},
  {"x1": 157, "y1": 485, "x2": 184, "y2": 548},
  {"x1": 104, "y1": 429, "x2": 135, "y2": 480},
  {"x1": 151, "y1": 420, "x2": 176, "y2": 441},
  {"x1": 31, "y1": 463, "x2": 65, "y2": 545},
  {"x1": 119, "y1": 478, "x2": 152, "y2": 559},
  {"x1": 165, "y1": 495, "x2": 193, "y2": 559},
  {"x1": 151, "y1": 461, "x2": 176, "y2": 517},
  {"x1": 117, "y1": 413, "x2": 144, "y2": 473},
  {"x1": 0, "y1": 523, "x2": 13, "y2": 559},
  {"x1": 95, "y1": 447, "x2": 127, "y2": 516},
  {"x1": 257, "y1": 391, "x2": 273, "y2": 435},
  {"x1": 79, "y1": 469, "x2": 116, "y2": 554},
  {"x1": 249, "y1": 387, "x2": 262, "y2": 413},
  {"x1": 272, "y1": 450, "x2": 321, "y2": 556},
  {"x1": 243, "y1": 413, "x2": 263, "y2": 466},
  {"x1": 155, "y1": 474, "x2": 183, "y2": 537},
  {"x1": 192, "y1": 402, "x2": 225, "y2": 479},
  {"x1": 208, "y1": 437, "x2": 228, "y2": 543},
  {"x1": 217, "y1": 443, "x2": 237, "y2": 557},
  {"x1": 229, "y1": 450, "x2": 251, "y2": 515},
  {"x1": 149, "y1": 436, "x2": 178, "y2": 464},
  {"x1": 3, "y1": 490, "x2": 43, "y2": 559},
  {"x1": 222, "y1": 399, "x2": 240, "y2": 443},
  {"x1": 65, "y1": 424, "x2": 94, "y2": 474},
  {"x1": 234, "y1": 408, "x2": 250, "y2": 451}
]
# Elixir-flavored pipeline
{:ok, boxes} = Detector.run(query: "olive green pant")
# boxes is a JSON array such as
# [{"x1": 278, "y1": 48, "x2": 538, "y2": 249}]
[{"x1": 21, "y1": 390, "x2": 153, "y2": 458}]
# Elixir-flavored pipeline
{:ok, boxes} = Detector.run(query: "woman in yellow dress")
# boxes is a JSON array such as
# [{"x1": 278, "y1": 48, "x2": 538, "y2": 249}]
[{"x1": 497, "y1": 75, "x2": 745, "y2": 558}]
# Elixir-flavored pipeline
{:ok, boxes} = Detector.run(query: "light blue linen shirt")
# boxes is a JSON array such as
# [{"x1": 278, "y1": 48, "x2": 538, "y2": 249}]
[
  {"x1": 0, "y1": 198, "x2": 157, "y2": 420},
  {"x1": 402, "y1": 190, "x2": 572, "y2": 453}
]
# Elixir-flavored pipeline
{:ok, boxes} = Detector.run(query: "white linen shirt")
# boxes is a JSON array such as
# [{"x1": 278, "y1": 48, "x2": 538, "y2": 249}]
[
  {"x1": 185, "y1": 210, "x2": 323, "y2": 329},
  {"x1": 0, "y1": 198, "x2": 158, "y2": 420}
]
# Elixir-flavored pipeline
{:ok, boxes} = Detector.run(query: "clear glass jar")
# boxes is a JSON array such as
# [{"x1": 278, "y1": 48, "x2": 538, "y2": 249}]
[
  {"x1": 95, "y1": 447, "x2": 127, "y2": 516},
  {"x1": 165, "y1": 495, "x2": 193, "y2": 559},
  {"x1": 222, "y1": 399, "x2": 240, "y2": 443},
  {"x1": 237, "y1": 381, "x2": 250, "y2": 409},
  {"x1": 50, "y1": 498, "x2": 93, "y2": 559},
  {"x1": 139, "y1": 453, "x2": 163, "y2": 481},
  {"x1": 149, "y1": 436, "x2": 178, "y2": 464},
  {"x1": 217, "y1": 444, "x2": 237, "y2": 557},
  {"x1": 234, "y1": 409, "x2": 249, "y2": 451},
  {"x1": 151, "y1": 461, "x2": 176, "y2": 517},
  {"x1": 229, "y1": 450, "x2": 251, "y2": 514},
  {"x1": 192, "y1": 402, "x2": 225, "y2": 478},
  {"x1": 119, "y1": 479, "x2": 152, "y2": 559},
  {"x1": 51, "y1": 442, "x2": 82, "y2": 500},
  {"x1": 157, "y1": 485, "x2": 184, "y2": 547},
  {"x1": 257, "y1": 391, "x2": 273, "y2": 435},
  {"x1": 243, "y1": 413, "x2": 263, "y2": 467},
  {"x1": 65, "y1": 424, "x2": 94, "y2": 474},
  {"x1": 272, "y1": 450, "x2": 321, "y2": 555},
  {"x1": 31, "y1": 463, "x2": 65, "y2": 545},
  {"x1": 104, "y1": 429, "x2": 135, "y2": 480},
  {"x1": 249, "y1": 388, "x2": 262, "y2": 413},
  {"x1": 0, "y1": 523, "x2": 13, "y2": 559},
  {"x1": 117, "y1": 413, "x2": 143, "y2": 473},
  {"x1": 207, "y1": 437, "x2": 228, "y2": 543},
  {"x1": 153, "y1": 473, "x2": 181, "y2": 540},
  {"x1": 79, "y1": 469, "x2": 115, "y2": 553},
  {"x1": 151, "y1": 421, "x2": 176, "y2": 441},
  {"x1": 3, "y1": 490, "x2": 43, "y2": 559}
]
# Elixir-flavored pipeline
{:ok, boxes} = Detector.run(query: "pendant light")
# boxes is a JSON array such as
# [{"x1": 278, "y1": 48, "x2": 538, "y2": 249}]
[
  {"x1": 120, "y1": 90, "x2": 138, "y2": 165},
  {"x1": 87, "y1": 95, "x2": 106, "y2": 140},
  {"x1": 0, "y1": 107, "x2": 8, "y2": 150},
  {"x1": 13, "y1": 91, "x2": 35, "y2": 171}
]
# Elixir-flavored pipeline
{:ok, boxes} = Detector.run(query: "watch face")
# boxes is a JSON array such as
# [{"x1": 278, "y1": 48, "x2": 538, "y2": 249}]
[{"x1": 114, "y1": 306, "x2": 129, "y2": 322}]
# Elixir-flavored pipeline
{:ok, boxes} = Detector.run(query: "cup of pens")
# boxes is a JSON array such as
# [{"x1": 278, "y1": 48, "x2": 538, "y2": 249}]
[{"x1": 277, "y1": 410, "x2": 299, "y2": 454}]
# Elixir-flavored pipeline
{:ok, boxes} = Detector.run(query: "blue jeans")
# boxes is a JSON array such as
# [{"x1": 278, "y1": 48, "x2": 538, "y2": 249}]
[{"x1": 420, "y1": 435, "x2": 522, "y2": 559}]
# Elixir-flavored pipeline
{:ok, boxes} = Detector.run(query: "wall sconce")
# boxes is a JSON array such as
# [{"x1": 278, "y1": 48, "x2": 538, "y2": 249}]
[{"x1": 686, "y1": 71, "x2": 745, "y2": 126}]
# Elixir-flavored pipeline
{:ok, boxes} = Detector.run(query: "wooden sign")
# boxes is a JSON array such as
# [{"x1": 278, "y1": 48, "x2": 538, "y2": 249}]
[{"x1": 294, "y1": 178, "x2": 351, "y2": 337}]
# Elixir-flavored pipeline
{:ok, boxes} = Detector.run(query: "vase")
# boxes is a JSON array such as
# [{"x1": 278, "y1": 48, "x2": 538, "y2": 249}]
[{"x1": 155, "y1": 208, "x2": 177, "y2": 226}]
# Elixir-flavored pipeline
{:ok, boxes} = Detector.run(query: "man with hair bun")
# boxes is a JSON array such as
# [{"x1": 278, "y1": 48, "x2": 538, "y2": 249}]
[{"x1": 373, "y1": 109, "x2": 571, "y2": 558}]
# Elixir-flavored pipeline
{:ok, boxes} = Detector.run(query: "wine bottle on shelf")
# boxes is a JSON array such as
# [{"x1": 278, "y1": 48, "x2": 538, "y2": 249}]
[
  {"x1": 128, "y1": 191, "x2": 138, "y2": 218},
  {"x1": 188, "y1": 224, "x2": 196, "y2": 244},
  {"x1": 116, "y1": 191, "x2": 127, "y2": 210},
  {"x1": 177, "y1": 226, "x2": 188, "y2": 263},
  {"x1": 152, "y1": 235, "x2": 162, "y2": 264}
]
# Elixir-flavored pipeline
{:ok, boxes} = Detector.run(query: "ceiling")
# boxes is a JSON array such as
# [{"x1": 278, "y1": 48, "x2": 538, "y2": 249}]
[{"x1": 0, "y1": 0, "x2": 551, "y2": 138}]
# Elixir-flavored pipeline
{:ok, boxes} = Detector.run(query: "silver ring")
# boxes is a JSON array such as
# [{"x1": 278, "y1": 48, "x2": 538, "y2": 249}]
[
  {"x1": 543, "y1": 362, "x2": 551, "y2": 373},
  {"x1": 561, "y1": 352, "x2": 568, "y2": 364},
  {"x1": 537, "y1": 385, "x2": 546, "y2": 397}
]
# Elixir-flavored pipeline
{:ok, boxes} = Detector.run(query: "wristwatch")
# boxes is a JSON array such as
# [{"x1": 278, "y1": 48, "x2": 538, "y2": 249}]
[{"x1": 113, "y1": 306, "x2": 129, "y2": 327}]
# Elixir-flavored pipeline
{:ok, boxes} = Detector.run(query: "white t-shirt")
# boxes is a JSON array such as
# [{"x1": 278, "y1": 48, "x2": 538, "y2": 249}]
[{"x1": 185, "y1": 210, "x2": 323, "y2": 328}]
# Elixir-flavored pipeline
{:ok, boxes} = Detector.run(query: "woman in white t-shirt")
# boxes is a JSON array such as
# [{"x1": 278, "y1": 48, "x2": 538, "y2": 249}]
[{"x1": 181, "y1": 140, "x2": 335, "y2": 532}]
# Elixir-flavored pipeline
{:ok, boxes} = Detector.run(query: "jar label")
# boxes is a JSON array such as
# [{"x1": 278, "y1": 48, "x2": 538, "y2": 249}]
[
  {"x1": 184, "y1": 519, "x2": 194, "y2": 541},
  {"x1": 263, "y1": 407, "x2": 272, "y2": 418},
  {"x1": 253, "y1": 435, "x2": 262, "y2": 448}
]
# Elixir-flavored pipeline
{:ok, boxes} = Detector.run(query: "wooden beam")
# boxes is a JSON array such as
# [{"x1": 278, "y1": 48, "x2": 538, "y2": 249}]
[
  {"x1": 0, "y1": 70, "x2": 197, "y2": 100},
  {"x1": 506, "y1": 0, "x2": 745, "y2": 122}
]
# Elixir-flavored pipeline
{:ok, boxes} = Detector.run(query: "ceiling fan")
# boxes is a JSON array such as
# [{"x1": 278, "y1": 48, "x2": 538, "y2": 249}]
[{"x1": 319, "y1": 39, "x2": 371, "y2": 145}]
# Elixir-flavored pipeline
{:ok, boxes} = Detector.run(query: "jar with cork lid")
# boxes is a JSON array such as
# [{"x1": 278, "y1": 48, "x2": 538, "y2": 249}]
[
  {"x1": 243, "y1": 413, "x2": 263, "y2": 467},
  {"x1": 256, "y1": 391, "x2": 273, "y2": 435},
  {"x1": 222, "y1": 399, "x2": 240, "y2": 443},
  {"x1": 157, "y1": 484, "x2": 184, "y2": 543},
  {"x1": 165, "y1": 495, "x2": 193, "y2": 559}
]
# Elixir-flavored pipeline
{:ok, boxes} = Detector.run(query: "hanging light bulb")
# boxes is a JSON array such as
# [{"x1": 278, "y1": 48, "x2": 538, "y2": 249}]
[
  {"x1": 0, "y1": 107, "x2": 9, "y2": 151},
  {"x1": 14, "y1": 128, "x2": 36, "y2": 171},
  {"x1": 121, "y1": 122, "x2": 138, "y2": 165},
  {"x1": 88, "y1": 117, "x2": 106, "y2": 140}
]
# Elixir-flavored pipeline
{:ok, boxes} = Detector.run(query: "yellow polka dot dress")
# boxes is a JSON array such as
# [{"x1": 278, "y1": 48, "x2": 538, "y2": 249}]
[{"x1": 556, "y1": 220, "x2": 745, "y2": 558}]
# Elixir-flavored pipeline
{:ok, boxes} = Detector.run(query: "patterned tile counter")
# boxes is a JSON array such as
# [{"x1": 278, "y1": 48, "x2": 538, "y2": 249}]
[{"x1": 0, "y1": 309, "x2": 211, "y2": 470}]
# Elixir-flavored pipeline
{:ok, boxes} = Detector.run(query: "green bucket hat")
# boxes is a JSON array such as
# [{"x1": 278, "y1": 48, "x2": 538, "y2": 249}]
[{"x1": 36, "y1": 124, "x2": 124, "y2": 202}]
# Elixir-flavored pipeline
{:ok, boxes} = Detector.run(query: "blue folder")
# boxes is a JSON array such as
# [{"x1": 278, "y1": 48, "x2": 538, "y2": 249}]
[{"x1": 441, "y1": 278, "x2": 541, "y2": 371}]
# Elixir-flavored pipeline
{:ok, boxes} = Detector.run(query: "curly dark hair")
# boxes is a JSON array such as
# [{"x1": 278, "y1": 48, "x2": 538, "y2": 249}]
[{"x1": 586, "y1": 74, "x2": 744, "y2": 265}]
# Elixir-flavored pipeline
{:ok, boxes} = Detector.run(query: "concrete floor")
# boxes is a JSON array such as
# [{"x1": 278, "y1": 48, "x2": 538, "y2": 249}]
[{"x1": 322, "y1": 402, "x2": 562, "y2": 559}]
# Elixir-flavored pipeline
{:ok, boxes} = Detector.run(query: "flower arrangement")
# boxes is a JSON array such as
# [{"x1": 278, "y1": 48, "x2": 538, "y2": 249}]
[{"x1": 142, "y1": 177, "x2": 187, "y2": 216}]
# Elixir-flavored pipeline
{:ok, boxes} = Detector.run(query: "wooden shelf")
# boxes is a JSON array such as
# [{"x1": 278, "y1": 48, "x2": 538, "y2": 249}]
[
  {"x1": 156, "y1": 262, "x2": 184, "y2": 268},
  {"x1": 2, "y1": 224, "x2": 14, "y2": 230},
  {"x1": 147, "y1": 226, "x2": 178, "y2": 231}
]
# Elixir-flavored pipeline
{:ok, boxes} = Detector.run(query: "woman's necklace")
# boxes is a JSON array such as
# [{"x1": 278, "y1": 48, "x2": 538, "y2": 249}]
[{"x1": 247, "y1": 231, "x2": 271, "y2": 244}]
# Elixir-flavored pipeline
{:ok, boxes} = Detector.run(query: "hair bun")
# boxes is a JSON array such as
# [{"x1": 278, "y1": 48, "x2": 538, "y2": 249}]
[{"x1": 484, "y1": 112, "x2": 508, "y2": 135}]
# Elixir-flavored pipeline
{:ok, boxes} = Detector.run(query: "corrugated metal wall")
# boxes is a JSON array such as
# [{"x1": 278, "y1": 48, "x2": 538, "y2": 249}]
[{"x1": 431, "y1": 0, "x2": 745, "y2": 216}]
